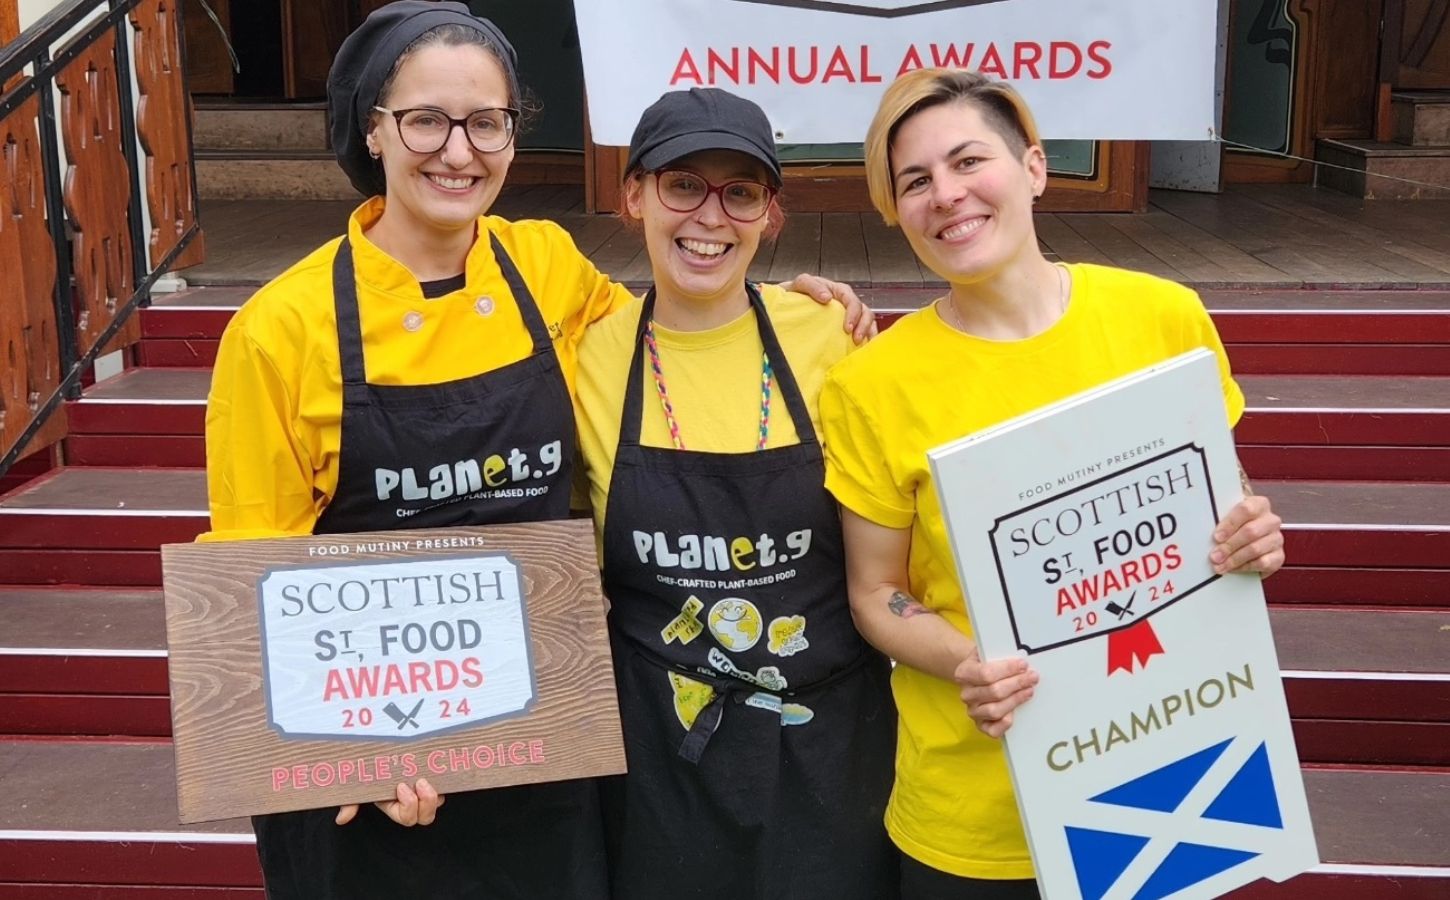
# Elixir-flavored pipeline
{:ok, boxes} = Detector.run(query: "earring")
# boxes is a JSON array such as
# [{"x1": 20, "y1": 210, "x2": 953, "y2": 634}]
[{"x1": 1032, "y1": 194, "x2": 1041, "y2": 205}]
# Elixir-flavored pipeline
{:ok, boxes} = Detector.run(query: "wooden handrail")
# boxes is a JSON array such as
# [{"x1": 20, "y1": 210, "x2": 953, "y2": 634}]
[{"x1": 0, "y1": 0, "x2": 203, "y2": 477}]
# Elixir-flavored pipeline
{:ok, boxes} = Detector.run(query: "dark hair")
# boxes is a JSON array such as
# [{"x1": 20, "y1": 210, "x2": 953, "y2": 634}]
[{"x1": 374, "y1": 23, "x2": 540, "y2": 135}]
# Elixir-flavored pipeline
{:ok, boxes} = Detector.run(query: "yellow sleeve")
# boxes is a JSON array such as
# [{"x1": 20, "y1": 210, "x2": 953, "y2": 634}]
[
  {"x1": 571, "y1": 299, "x2": 639, "y2": 543},
  {"x1": 560, "y1": 229, "x2": 634, "y2": 343},
  {"x1": 1180, "y1": 292, "x2": 1245, "y2": 428},
  {"x1": 819, "y1": 370, "x2": 916, "y2": 529},
  {"x1": 200, "y1": 319, "x2": 319, "y2": 541}
]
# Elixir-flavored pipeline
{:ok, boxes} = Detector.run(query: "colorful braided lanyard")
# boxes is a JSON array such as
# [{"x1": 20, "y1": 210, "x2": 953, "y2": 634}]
[{"x1": 643, "y1": 320, "x2": 773, "y2": 451}]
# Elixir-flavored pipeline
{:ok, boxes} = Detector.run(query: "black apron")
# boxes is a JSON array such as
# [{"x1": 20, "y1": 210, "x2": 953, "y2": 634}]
[
  {"x1": 251, "y1": 235, "x2": 608, "y2": 900},
  {"x1": 599, "y1": 286, "x2": 897, "y2": 900}
]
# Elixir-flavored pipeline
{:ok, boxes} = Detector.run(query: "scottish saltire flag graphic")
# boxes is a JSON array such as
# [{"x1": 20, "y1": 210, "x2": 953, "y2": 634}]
[
  {"x1": 931, "y1": 353, "x2": 1318, "y2": 898},
  {"x1": 1067, "y1": 738, "x2": 1289, "y2": 899}
]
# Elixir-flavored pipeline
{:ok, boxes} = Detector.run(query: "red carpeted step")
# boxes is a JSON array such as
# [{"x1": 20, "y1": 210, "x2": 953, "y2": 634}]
[
  {"x1": 135, "y1": 340, "x2": 222, "y2": 368},
  {"x1": 0, "y1": 590, "x2": 170, "y2": 737},
  {"x1": 1183, "y1": 291, "x2": 1450, "y2": 376},
  {"x1": 1238, "y1": 446, "x2": 1450, "y2": 482},
  {"x1": 0, "y1": 469, "x2": 208, "y2": 550},
  {"x1": 0, "y1": 741, "x2": 258, "y2": 891},
  {"x1": 0, "y1": 886, "x2": 263, "y2": 898},
  {"x1": 64, "y1": 369, "x2": 210, "y2": 467},
  {"x1": 67, "y1": 369, "x2": 210, "y2": 436},
  {"x1": 64, "y1": 435, "x2": 207, "y2": 468},
  {"x1": 140, "y1": 286, "x2": 251, "y2": 338},
  {"x1": 1207, "y1": 293, "x2": 1450, "y2": 345},
  {"x1": 1224, "y1": 344, "x2": 1450, "y2": 377},
  {"x1": 1264, "y1": 567, "x2": 1450, "y2": 608},
  {"x1": 134, "y1": 288, "x2": 248, "y2": 368},
  {"x1": 1264, "y1": 480, "x2": 1450, "y2": 571},
  {"x1": 152, "y1": 288, "x2": 1450, "y2": 346},
  {"x1": 869, "y1": 290, "x2": 1450, "y2": 376},
  {"x1": 2, "y1": 739, "x2": 1442, "y2": 898},
  {"x1": 1225, "y1": 768, "x2": 1450, "y2": 899},
  {"x1": 0, "y1": 450, "x2": 57, "y2": 500},
  {"x1": 61, "y1": 367, "x2": 1450, "y2": 485},
  {"x1": 1237, "y1": 376, "x2": 1450, "y2": 445},
  {"x1": 0, "y1": 695, "x2": 174, "y2": 737},
  {"x1": 1237, "y1": 375, "x2": 1450, "y2": 481},
  {"x1": 0, "y1": 549, "x2": 163, "y2": 587},
  {"x1": 1272, "y1": 607, "x2": 1450, "y2": 766}
]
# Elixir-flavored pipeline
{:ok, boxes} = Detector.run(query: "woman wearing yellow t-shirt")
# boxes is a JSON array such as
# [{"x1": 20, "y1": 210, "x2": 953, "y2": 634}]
[
  {"x1": 202, "y1": 4, "x2": 869, "y2": 897},
  {"x1": 819, "y1": 69, "x2": 1286, "y2": 900},
  {"x1": 574, "y1": 88, "x2": 898, "y2": 899}
]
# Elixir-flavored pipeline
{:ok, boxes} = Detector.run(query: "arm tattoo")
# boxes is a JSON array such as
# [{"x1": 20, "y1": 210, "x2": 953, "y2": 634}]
[
  {"x1": 1237, "y1": 461, "x2": 1255, "y2": 497},
  {"x1": 887, "y1": 590, "x2": 933, "y2": 619}
]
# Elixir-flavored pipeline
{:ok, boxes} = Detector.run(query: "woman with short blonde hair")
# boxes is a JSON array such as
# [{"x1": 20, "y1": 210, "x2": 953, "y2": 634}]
[{"x1": 820, "y1": 68, "x2": 1285, "y2": 899}]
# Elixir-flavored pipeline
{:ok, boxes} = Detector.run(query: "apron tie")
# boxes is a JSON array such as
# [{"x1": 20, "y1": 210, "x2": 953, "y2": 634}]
[
  {"x1": 678, "y1": 690, "x2": 730, "y2": 764},
  {"x1": 621, "y1": 633, "x2": 879, "y2": 765}
]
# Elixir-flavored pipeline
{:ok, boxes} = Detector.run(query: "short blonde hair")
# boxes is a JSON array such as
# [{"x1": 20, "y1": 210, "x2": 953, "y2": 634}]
[{"x1": 865, "y1": 69, "x2": 1041, "y2": 225}]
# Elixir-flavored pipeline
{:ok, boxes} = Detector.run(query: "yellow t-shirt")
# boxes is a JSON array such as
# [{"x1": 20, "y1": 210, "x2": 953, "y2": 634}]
[
  {"x1": 819, "y1": 263, "x2": 1244, "y2": 880},
  {"x1": 574, "y1": 285, "x2": 854, "y2": 541},
  {"x1": 202, "y1": 197, "x2": 633, "y2": 541}
]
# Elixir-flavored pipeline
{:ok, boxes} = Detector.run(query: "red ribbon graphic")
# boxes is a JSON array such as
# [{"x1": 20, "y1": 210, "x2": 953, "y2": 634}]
[{"x1": 1106, "y1": 619, "x2": 1164, "y2": 675}]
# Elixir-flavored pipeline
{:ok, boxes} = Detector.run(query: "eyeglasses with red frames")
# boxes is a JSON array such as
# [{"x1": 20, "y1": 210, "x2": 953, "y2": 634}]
[
  {"x1": 651, "y1": 169, "x2": 777, "y2": 222},
  {"x1": 373, "y1": 105, "x2": 519, "y2": 154}
]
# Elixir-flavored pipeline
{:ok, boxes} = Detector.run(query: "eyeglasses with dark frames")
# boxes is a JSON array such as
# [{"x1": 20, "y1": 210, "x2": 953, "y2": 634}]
[
  {"x1": 373, "y1": 105, "x2": 519, "y2": 154},
  {"x1": 650, "y1": 169, "x2": 777, "y2": 223}
]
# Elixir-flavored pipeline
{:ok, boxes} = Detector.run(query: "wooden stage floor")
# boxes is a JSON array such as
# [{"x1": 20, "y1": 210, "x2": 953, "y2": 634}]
[{"x1": 180, "y1": 183, "x2": 1450, "y2": 293}]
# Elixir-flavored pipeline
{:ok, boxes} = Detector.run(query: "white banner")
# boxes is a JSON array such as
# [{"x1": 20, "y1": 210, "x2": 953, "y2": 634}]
[{"x1": 574, "y1": 0, "x2": 1218, "y2": 145}]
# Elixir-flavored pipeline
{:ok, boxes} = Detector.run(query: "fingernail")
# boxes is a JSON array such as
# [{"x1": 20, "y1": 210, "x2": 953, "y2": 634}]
[{"x1": 1213, "y1": 530, "x2": 1226, "y2": 541}]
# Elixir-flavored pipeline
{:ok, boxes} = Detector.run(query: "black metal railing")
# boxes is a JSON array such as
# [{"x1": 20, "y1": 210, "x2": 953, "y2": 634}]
[{"x1": 0, "y1": 0, "x2": 201, "y2": 476}]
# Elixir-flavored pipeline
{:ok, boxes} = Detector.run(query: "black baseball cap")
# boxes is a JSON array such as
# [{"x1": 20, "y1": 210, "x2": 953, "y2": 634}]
[{"x1": 625, "y1": 88, "x2": 783, "y2": 187}]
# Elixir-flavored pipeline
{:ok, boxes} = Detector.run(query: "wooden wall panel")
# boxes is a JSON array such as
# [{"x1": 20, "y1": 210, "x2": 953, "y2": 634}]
[
  {"x1": 1313, "y1": 0, "x2": 1384, "y2": 138},
  {"x1": 131, "y1": 0, "x2": 206, "y2": 270},
  {"x1": 1396, "y1": 0, "x2": 1450, "y2": 88},
  {"x1": 280, "y1": 0, "x2": 350, "y2": 98},
  {"x1": 1, "y1": 0, "x2": 18, "y2": 45},
  {"x1": 0, "y1": 93, "x2": 65, "y2": 460},
  {"x1": 1225, "y1": 0, "x2": 1390, "y2": 183},
  {"x1": 1223, "y1": 0, "x2": 1318, "y2": 183},
  {"x1": 181, "y1": 0, "x2": 233, "y2": 94},
  {"x1": 54, "y1": 28, "x2": 140, "y2": 359}
]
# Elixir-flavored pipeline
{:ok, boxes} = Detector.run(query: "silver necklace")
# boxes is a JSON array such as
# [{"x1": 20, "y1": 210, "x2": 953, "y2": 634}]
[{"x1": 940, "y1": 265, "x2": 1068, "y2": 334}]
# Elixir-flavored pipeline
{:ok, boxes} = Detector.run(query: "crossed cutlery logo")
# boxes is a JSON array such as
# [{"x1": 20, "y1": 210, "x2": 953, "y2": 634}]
[{"x1": 383, "y1": 699, "x2": 425, "y2": 730}]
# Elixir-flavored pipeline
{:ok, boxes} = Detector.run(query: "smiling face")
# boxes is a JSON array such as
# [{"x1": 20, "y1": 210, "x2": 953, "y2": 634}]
[
  {"x1": 889, "y1": 100, "x2": 1046, "y2": 286},
  {"x1": 627, "y1": 149, "x2": 775, "y2": 312},
  {"x1": 365, "y1": 42, "x2": 515, "y2": 236}
]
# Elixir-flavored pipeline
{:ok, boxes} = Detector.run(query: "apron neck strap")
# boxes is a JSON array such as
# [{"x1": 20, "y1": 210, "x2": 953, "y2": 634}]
[
  {"x1": 330, "y1": 232, "x2": 553, "y2": 387},
  {"x1": 751, "y1": 283, "x2": 819, "y2": 447},
  {"x1": 488, "y1": 232, "x2": 552, "y2": 354},
  {"x1": 332, "y1": 238, "x2": 367, "y2": 386},
  {"x1": 620, "y1": 283, "x2": 819, "y2": 449}
]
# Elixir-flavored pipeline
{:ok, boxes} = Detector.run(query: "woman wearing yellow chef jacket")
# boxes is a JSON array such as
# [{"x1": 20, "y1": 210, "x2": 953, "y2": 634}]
[
  {"x1": 201, "y1": 3, "x2": 871, "y2": 897},
  {"x1": 819, "y1": 69, "x2": 1287, "y2": 900},
  {"x1": 574, "y1": 88, "x2": 898, "y2": 900}
]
